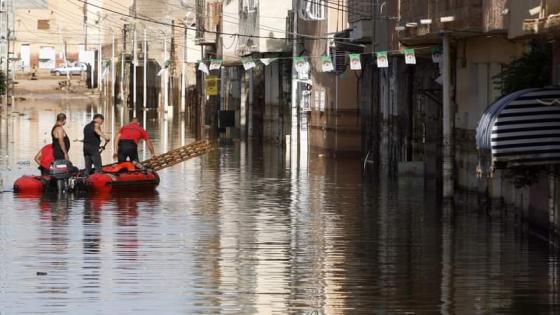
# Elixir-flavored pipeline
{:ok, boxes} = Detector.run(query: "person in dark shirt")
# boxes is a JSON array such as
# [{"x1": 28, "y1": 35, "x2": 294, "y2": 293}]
[
  {"x1": 113, "y1": 118, "x2": 155, "y2": 163},
  {"x1": 52, "y1": 113, "x2": 70, "y2": 161},
  {"x1": 83, "y1": 114, "x2": 111, "y2": 175}
]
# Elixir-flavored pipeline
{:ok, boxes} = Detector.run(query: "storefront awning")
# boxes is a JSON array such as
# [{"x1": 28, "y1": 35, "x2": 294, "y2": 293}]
[{"x1": 476, "y1": 88, "x2": 560, "y2": 167}]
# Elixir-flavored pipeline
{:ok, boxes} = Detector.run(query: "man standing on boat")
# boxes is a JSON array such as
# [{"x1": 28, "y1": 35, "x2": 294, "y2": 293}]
[
  {"x1": 83, "y1": 114, "x2": 110, "y2": 175},
  {"x1": 113, "y1": 118, "x2": 155, "y2": 163},
  {"x1": 52, "y1": 113, "x2": 70, "y2": 161}
]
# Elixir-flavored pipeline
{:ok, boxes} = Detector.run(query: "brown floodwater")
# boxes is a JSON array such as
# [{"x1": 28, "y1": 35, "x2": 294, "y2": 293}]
[{"x1": 0, "y1": 96, "x2": 559, "y2": 314}]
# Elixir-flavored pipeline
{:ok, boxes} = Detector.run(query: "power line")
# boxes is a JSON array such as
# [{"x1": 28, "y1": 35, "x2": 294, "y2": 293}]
[{"x1": 73, "y1": 0, "x2": 351, "y2": 41}]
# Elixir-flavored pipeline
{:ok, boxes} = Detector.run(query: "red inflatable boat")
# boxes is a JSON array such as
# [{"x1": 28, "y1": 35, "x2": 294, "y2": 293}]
[
  {"x1": 14, "y1": 161, "x2": 159, "y2": 194},
  {"x1": 87, "y1": 162, "x2": 160, "y2": 192}
]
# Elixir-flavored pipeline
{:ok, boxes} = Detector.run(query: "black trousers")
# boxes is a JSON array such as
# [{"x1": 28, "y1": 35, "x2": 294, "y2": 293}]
[
  {"x1": 84, "y1": 144, "x2": 102, "y2": 175},
  {"x1": 39, "y1": 166, "x2": 50, "y2": 176},
  {"x1": 118, "y1": 140, "x2": 139, "y2": 163}
]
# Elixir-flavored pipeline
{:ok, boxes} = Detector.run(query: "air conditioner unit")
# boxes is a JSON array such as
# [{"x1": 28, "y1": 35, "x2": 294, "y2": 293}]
[
  {"x1": 299, "y1": 0, "x2": 326, "y2": 21},
  {"x1": 330, "y1": 46, "x2": 346, "y2": 75}
]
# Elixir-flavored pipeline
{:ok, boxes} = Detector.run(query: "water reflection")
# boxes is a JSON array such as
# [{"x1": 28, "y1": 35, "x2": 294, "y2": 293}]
[{"x1": 0, "y1": 98, "x2": 560, "y2": 314}]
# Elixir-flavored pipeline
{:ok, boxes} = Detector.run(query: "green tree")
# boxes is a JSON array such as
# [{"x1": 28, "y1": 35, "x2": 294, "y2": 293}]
[{"x1": 494, "y1": 42, "x2": 552, "y2": 94}]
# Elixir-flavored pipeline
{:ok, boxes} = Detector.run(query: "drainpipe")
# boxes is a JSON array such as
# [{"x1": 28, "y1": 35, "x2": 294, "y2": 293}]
[{"x1": 442, "y1": 34, "x2": 455, "y2": 199}]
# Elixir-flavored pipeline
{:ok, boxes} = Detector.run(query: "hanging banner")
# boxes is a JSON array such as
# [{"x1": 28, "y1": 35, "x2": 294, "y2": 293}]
[
  {"x1": 260, "y1": 58, "x2": 278, "y2": 66},
  {"x1": 209, "y1": 58, "x2": 223, "y2": 71},
  {"x1": 431, "y1": 47, "x2": 442, "y2": 63},
  {"x1": 349, "y1": 53, "x2": 362, "y2": 70},
  {"x1": 205, "y1": 75, "x2": 219, "y2": 96},
  {"x1": 198, "y1": 61, "x2": 209, "y2": 75},
  {"x1": 404, "y1": 48, "x2": 416, "y2": 65},
  {"x1": 376, "y1": 51, "x2": 389, "y2": 68},
  {"x1": 320, "y1": 55, "x2": 334, "y2": 72},
  {"x1": 242, "y1": 58, "x2": 256, "y2": 71},
  {"x1": 294, "y1": 57, "x2": 310, "y2": 79},
  {"x1": 157, "y1": 68, "x2": 167, "y2": 77}
]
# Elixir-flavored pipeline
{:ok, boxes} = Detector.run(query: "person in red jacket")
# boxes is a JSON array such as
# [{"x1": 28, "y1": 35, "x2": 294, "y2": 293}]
[
  {"x1": 34, "y1": 144, "x2": 55, "y2": 175},
  {"x1": 113, "y1": 118, "x2": 155, "y2": 163}
]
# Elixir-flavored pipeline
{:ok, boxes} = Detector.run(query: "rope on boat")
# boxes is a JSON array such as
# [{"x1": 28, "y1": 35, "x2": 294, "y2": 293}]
[{"x1": 141, "y1": 140, "x2": 214, "y2": 172}]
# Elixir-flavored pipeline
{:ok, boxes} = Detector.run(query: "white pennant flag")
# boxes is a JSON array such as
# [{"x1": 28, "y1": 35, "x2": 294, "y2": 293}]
[
  {"x1": 209, "y1": 59, "x2": 223, "y2": 71},
  {"x1": 404, "y1": 48, "x2": 416, "y2": 65},
  {"x1": 320, "y1": 55, "x2": 334, "y2": 72},
  {"x1": 293, "y1": 57, "x2": 310, "y2": 79},
  {"x1": 376, "y1": 51, "x2": 389, "y2": 68},
  {"x1": 349, "y1": 53, "x2": 362, "y2": 70},
  {"x1": 260, "y1": 58, "x2": 278, "y2": 66},
  {"x1": 157, "y1": 68, "x2": 167, "y2": 76},
  {"x1": 198, "y1": 61, "x2": 209, "y2": 75},
  {"x1": 242, "y1": 58, "x2": 256, "y2": 71}
]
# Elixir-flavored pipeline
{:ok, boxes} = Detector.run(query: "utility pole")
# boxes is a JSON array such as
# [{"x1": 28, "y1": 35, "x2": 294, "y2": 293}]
[
  {"x1": 143, "y1": 28, "x2": 147, "y2": 110},
  {"x1": 369, "y1": 0, "x2": 377, "y2": 163},
  {"x1": 4, "y1": 2, "x2": 9, "y2": 108},
  {"x1": 111, "y1": 32, "x2": 116, "y2": 106},
  {"x1": 83, "y1": 0, "x2": 88, "y2": 48},
  {"x1": 163, "y1": 34, "x2": 169, "y2": 111},
  {"x1": 121, "y1": 25, "x2": 127, "y2": 107},
  {"x1": 170, "y1": 20, "x2": 176, "y2": 111},
  {"x1": 290, "y1": 0, "x2": 298, "y2": 167},
  {"x1": 133, "y1": 27, "x2": 137, "y2": 116},
  {"x1": 442, "y1": 34, "x2": 454, "y2": 199},
  {"x1": 181, "y1": 25, "x2": 187, "y2": 113},
  {"x1": 98, "y1": 38, "x2": 102, "y2": 92}
]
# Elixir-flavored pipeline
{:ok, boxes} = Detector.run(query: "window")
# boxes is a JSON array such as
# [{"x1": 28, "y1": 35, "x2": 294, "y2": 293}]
[
  {"x1": 307, "y1": 0, "x2": 325, "y2": 20},
  {"x1": 314, "y1": 88, "x2": 326, "y2": 112},
  {"x1": 242, "y1": 0, "x2": 258, "y2": 13},
  {"x1": 300, "y1": 0, "x2": 326, "y2": 21},
  {"x1": 37, "y1": 19, "x2": 50, "y2": 30}
]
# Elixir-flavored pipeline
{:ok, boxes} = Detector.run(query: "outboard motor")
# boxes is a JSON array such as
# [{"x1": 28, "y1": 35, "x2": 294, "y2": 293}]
[{"x1": 50, "y1": 160, "x2": 75, "y2": 193}]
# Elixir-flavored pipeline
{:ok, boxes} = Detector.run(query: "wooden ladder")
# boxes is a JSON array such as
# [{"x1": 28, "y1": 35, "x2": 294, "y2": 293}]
[{"x1": 141, "y1": 140, "x2": 214, "y2": 171}]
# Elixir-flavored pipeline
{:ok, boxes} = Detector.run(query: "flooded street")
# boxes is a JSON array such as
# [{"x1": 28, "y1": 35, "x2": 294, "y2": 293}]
[{"x1": 0, "y1": 96, "x2": 559, "y2": 314}]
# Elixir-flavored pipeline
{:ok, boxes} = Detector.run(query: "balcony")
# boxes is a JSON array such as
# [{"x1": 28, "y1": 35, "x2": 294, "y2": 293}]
[
  {"x1": 195, "y1": 0, "x2": 221, "y2": 45},
  {"x1": 397, "y1": 0, "x2": 488, "y2": 45},
  {"x1": 513, "y1": 0, "x2": 560, "y2": 38},
  {"x1": 236, "y1": 1, "x2": 292, "y2": 55}
]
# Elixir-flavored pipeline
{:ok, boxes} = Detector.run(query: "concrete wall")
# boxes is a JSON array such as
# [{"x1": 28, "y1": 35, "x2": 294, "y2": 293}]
[
  {"x1": 222, "y1": 0, "x2": 240, "y2": 64},
  {"x1": 455, "y1": 36, "x2": 525, "y2": 131},
  {"x1": 298, "y1": 0, "x2": 362, "y2": 155},
  {"x1": 136, "y1": 0, "x2": 198, "y2": 68},
  {"x1": 256, "y1": 1, "x2": 291, "y2": 53},
  {"x1": 15, "y1": 0, "x2": 86, "y2": 70}
]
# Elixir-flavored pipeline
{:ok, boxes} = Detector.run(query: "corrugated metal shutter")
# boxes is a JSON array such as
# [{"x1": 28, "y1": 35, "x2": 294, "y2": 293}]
[{"x1": 477, "y1": 88, "x2": 560, "y2": 167}]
